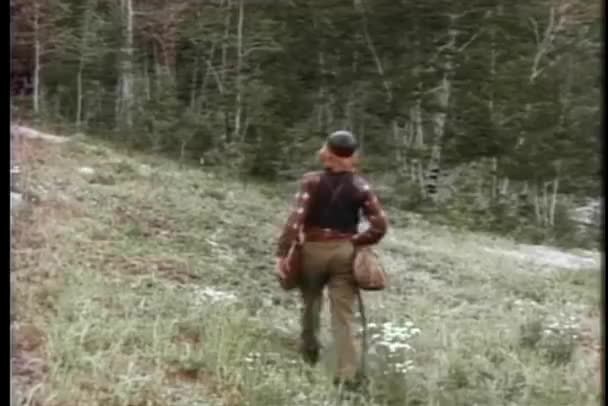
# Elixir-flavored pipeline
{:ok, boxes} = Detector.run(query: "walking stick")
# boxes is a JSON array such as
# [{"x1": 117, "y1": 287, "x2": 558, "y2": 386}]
[{"x1": 356, "y1": 289, "x2": 368, "y2": 380}]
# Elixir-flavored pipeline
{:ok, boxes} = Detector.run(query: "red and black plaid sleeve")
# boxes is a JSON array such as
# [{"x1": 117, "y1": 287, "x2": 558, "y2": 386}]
[
  {"x1": 276, "y1": 175, "x2": 316, "y2": 258},
  {"x1": 352, "y1": 182, "x2": 388, "y2": 246}
]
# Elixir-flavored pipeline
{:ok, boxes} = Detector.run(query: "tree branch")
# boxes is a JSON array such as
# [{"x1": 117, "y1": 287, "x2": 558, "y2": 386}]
[
  {"x1": 242, "y1": 46, "x2": 282, "y2": 58},
  {"x1": 356, "y1": 0, "x2": 392, "y2": 103},
  {"x1": 457, "y1": 31, "x2": 480, "y2": 52},
  {"x1": 529, "y1": 17, "x2": 541, "y2": 45}
]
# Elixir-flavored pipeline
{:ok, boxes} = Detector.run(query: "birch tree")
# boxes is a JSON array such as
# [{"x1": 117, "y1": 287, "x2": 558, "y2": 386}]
[
  {"x1": 75, "y1": 0, "x2": 101, "y2": 129},
  {"x1": 33, "y1": 1, "x2": 41, "y2": 114},
  {"x1": 118, "y1": 0, "x2": 134, "y2": 130},
  {"x1": 9, "y1": 0, "x2": 600, "y2": 213}
]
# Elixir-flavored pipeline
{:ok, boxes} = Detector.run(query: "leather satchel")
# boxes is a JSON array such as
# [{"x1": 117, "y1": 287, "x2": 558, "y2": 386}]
[
  {"x1": 278, "y1": 179, "x2": 314, "y2": 291},
  {"x1": 279, "y1": 239, "x2": 303, "y2": 290},
  {"x1": 353, "y1": 246, "x2": 387, "y2": 291},
  {"x1": 278, "y1": 176, "x2": 330, "y2": 291}
]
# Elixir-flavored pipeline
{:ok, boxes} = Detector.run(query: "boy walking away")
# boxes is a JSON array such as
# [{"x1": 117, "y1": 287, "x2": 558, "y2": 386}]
[{"x1": 275, "y1": 130, "x2": 388, "y2": 390}]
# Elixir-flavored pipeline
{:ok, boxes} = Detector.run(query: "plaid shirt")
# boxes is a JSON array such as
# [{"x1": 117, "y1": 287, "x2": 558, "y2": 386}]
[{"x1": 276, "y1": 172, "x2": 388, "y2": 257}]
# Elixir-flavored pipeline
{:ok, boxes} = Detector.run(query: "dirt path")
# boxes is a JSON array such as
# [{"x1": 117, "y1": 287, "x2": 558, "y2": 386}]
[{"x1": 482, "y1": 244, "x2": 600, "y2": 271}]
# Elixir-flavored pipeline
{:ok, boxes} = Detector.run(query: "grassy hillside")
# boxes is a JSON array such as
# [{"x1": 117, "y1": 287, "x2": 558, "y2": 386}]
[{"x1": 11, "y1": 136, "x2": 601, "y2": 406}]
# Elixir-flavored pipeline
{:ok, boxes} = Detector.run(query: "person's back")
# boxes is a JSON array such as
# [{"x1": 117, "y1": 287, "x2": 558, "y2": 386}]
[
  {"x1": 306, "y1": 171, "x2": 359, "y2": 233},
  {"x1": 275, "y1": 130, "x2": 388, "y2": 390}
]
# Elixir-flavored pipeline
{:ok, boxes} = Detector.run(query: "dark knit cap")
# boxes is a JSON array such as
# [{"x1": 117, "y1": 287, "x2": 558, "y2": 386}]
[{"x1": 326, "y1": 130, "x2": 358, "y2": 157}]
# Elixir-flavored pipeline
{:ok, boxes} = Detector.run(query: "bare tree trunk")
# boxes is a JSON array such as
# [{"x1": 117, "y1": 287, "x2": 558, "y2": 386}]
[
  {"x1": 120, "y1": 0, "x2": 134, "y2": 129},
  {"x1": 190, "y1": 56, "x2": 199, "y2": 110},
  {"x1": 199, "y1": 41, "x2": 219, "y2": 109},
  {"x1": 412, "y1": 98, "x2": 424, "y2": 147},
  {"x1": 114, "y1": 81, "x2": 121, "y2": 129},
  {"x1": 143, "y1": 56, "x2": 151, "y2": 102},
  {"x1": 488, "y1": 9, "x2": 498, "y2": 202},
  {"x1": 359, "y1": 7, "x2": 389, "y2": 149},
  {"x1": 326, "y1": 94, "x2": 335, "y2": 127},
  {"x1": 179, "y1": 139, "x2": 187, "y2": 163},
  {"x1": 477, "y1": 174, "x2": 484, "y2": 203},
  {"x1": 431, "y1": 70, "x2": 451, "y2": 147},
  {"x1": 85, "y1": 81, "x2": 98, "y2": 123},
  {"x1": 76, "y1": 41, "x2": 85, "y2": 129},
  {"x1": 491, "y1": 156, "x2": 498, "y2": 200},
  {"x1": 125, "y1": 0, "x2": 134, "y2": 126},
  {"x1": 359, "y1": 121, "x2": 365, "y2": 154},
  {"x1": 317, "y1": 50, "x2": 334, "y2": 132},
  {"x1": 392, "y1": 120, "x2": 403, "y2": 168},
  {"x1": 218, "y1": 0, "x2": 232, "y2": 143},
  {"x1": 424, "y1": 14, "x2": 482, "y2": 203},
  {"x1": 242, "y1": 114, "x2": 250, "y2": 143},
  {"x1": 76, "y1": 68, "x2": 84, "y2": 128},
  {"x1": 410, "y1": 98, "x2": 425, "y2": 189},
  {"x1": 410, "y1": 161, "x2": 417, "y2": 182},
  {"x1": 417, "y1": 161, "x2": 426, "y2": 198},
  {"x1": 153, "y1": 44, "x2": 161, "y2": 94},
  {"x1": 33, "y1": 1, "x2": 41, "y2": 115},
  {"x1": 516, "y1": 181, "x2": 527, "y2": 219},
  {"x1": 356, "y1": 0, "x2": 392, "y2": 103},
  {"x1": 427, "y1": 33, "x2": 455, "y2": 203},
  {"x1": 500, "y1": 177, "x2": 509, "y2": 196},
  {"x1": 357, "y1": 0, "x2": 397, "y2": 168},
  {"x1": 405, "y1": 106, "x2": 415, "y2": 148},
  {"x1": 343, "y1": 96, "x2": 353, "y2": 130},
  {"x1": 549, "y1": 177, "x2": 560, "y2": 226},
  {"x1": 522, "y1": 181, "x2": 529, "y2": 196},
  {"x1": 533, "y1": 184, "x2": 541, "y2": 224},
  {"x1": 220, "y1": 0, "x2": 231, "y2": 86},
  {"x1": 528, "y1": 6, "x2": 566, "y2": 84},
  {"x1": 344, "y1": 51, "x2": 358, "y2": 133},
  {"x1": 233, "y1": 0, "x2": 244, "y2": 141},
  {"x1": 76, "y1": 0, "x2": 95, "y2": 129},
  {"x1": 543, "y1": 181, "x2": 551, "y2": 226},
  {"x1": 10, "y1": 2, "x2": 15, "y2": 119},
  {"x1": 317, "y1": 50, "x2": 326, "y2": 131}
]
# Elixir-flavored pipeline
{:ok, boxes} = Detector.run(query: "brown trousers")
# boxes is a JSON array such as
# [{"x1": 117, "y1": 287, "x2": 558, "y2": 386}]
[{"x1": 299, "y1": 240, "x2": 359, "y2": 380}]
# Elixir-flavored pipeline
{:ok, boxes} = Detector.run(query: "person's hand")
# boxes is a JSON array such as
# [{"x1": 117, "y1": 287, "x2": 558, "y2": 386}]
[{"x1": 275, "y1": 257, "x2": 286, "y2": 280}]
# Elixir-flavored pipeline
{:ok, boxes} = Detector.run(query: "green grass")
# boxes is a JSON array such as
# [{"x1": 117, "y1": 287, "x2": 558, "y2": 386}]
[{"x1": 11, "y1": 137, "x2": 601, "y2": 406}]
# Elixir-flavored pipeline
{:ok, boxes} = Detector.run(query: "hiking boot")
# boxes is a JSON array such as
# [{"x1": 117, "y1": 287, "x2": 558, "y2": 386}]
[
  {"x1": 299, "y1": 340, "x2": 320, "y2": 366},
  {"x1": 333, "y1": 373, "x2": 369, "y2": 395}
]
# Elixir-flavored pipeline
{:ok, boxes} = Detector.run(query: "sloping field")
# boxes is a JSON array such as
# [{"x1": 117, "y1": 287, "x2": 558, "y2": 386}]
[{"x1": 11, "y1": 135, "x2": 601, "y2": 406}]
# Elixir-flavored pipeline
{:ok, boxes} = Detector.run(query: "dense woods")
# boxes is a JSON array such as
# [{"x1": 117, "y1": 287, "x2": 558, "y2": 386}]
[{"x1": 10, "y1": 0, "x2": 601, "y2": 245}]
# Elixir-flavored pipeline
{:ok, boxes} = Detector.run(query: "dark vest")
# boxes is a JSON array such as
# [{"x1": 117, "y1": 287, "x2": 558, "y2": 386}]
[{"x1": 305, "y1": 170, "x2": 364, "y2": 234}]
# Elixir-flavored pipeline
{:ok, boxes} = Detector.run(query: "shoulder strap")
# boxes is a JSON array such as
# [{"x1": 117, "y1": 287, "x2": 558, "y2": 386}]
[{"x1": 320, "y1": 173, "x2": 349, "y2": 220}]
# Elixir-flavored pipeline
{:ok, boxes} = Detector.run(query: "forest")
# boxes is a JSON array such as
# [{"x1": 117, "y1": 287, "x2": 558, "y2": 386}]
[
  {"x1": 10, "y1": 0, "x2": 602, "y2": 245},
  {"x1": 9, "y1": 2, "x2": 603, "y2": 405}
]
